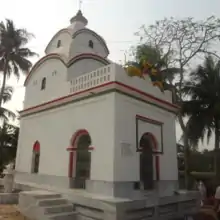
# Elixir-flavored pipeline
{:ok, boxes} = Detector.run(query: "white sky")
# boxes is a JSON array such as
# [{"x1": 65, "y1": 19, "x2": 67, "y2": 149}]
[{"x1": 1, "y1": 0, "x2": 220, "y2": 150}]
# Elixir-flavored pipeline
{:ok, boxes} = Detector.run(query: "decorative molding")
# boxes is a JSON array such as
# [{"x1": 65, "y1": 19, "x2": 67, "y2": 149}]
[
  {"x1": 135, "y1": 114, "x2": 164, "y2": 154},
  {"x1": 68, "y1": 53, "x2": 109, "y2": 67},
  {"x1": 20, "y1": 81, "x2": 179, "y2": 117},
  {"x1": 24, "y1": 53, "x2": 110, "y2": 86}
]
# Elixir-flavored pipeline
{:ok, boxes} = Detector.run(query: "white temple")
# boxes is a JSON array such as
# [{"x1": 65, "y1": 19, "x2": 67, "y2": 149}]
[{"x1": 15, "y1": 10, "x2": 199, "y2": 220}]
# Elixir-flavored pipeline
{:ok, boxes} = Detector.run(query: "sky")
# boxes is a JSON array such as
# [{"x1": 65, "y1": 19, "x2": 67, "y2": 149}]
[{"x1": 1, "y1": 0, "x2": 220, "y2": 150}]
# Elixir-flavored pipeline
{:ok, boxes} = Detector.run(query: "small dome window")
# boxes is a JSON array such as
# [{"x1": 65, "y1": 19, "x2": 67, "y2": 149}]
[
  {"x1": 57, "y1": 40, "x2": 61, "y2": 48},
  {"x1": 41, "y1": 77, "x2": 46, "y2": 90},
  {"x1": 88, "y1": 40, "x2": 93, "y2": 48}
]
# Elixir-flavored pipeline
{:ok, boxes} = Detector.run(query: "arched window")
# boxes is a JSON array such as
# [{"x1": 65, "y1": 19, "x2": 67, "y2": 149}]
[
  {"x1": 88, "y1": 40, "x2": 93, "y2": 48},
  {"x1": 57, "y1": 40, "x2": 61, "y2": 48},
  {"x1": 41, "y1": 77, "x2": 46, "y2": 90},
  {"x1": 31, "y1": 141, "x2": 40, "y2": 174}
]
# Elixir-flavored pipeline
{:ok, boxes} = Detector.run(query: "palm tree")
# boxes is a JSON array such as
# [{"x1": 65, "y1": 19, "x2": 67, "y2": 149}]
[
  {"x1": 182, "y1": 56, "x2": 220, "y2": 180},
  {"x1": 0, "y1": 19, "x2": 37, "y2": 107},
  {"x1": 125, "y1": 44, "x2": 180, "y2": 92},
  {"x1": 0, "y1": 85, "x2": 15, "y2": 121}
]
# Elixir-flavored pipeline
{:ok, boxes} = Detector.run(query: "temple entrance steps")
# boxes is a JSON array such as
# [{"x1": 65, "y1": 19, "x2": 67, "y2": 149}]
[{"x1": 18, "y1": 190, "x2": 77, "y2": 220}]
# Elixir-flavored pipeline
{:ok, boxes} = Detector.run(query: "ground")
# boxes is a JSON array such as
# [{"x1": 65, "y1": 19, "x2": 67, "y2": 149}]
[{"x1": 0, "y1": 205, "x2": 25, "y2": 220}]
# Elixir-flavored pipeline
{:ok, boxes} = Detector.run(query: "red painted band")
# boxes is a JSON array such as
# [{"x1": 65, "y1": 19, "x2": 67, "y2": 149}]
[
  {"x1": 21, "y1": 81, "x2": 178, "y2": 115},
  {"x1": 67, "y1": 146, "x2": 94, "y2": 151},
  {"x1": 24, "y1": 53, "x2": 110, "y2": 86}
]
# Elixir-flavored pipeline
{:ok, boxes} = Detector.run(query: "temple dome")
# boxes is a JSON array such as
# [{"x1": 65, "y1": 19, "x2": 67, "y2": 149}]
[{"x1": 45, "y1": 10, "x2": 109, "y2": 61}]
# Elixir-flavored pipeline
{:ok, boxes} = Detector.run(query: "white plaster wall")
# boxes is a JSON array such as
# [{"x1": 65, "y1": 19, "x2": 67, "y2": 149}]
[
  {"x1": 45, "y1": 31, "x2": 72, "y2": 55},
  {"x1": 113, "y1": 93, "x2": 178, "y2": 182},
  {"x1": 67, "y1": 59, "x2": 106, "y2": 80},
  {"x1": 24, "y1": 59, "x2": 69, "y2": 109},
  {"x1": 16, "y1": 94, "x2": 115, "y2": 181},
  {"x1": 69, "y1": 32, "x2": 108, "y2": 59}
]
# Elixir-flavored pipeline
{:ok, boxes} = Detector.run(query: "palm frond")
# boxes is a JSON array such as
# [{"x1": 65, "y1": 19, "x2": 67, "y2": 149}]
[
  {"x1": 2, "y1": 86, "x2": 13, "y2": 103},
  {"x1": 0, "y1": 107, "x2": 16, "y2": 121},
  {"x1": 0, "y1": 18, "x2": 37, "y2": 76},
  {"x1": 181, "y1": 56, "x2": 220, "y2": 149}
]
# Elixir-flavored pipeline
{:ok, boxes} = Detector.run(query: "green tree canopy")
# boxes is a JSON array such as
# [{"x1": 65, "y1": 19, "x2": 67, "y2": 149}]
[
  {"x1": 0, "y1": 19, "x2": 37, "y2": 107},
  {"x1": 182, "y1": 56, "x2": 220, "y2": 149},
  {"x1": 0, "y1": 122, "x2": 19, "y2": 173},
  {"x1": 133, "y1": 16, "x2": 220, "y2": 188}
]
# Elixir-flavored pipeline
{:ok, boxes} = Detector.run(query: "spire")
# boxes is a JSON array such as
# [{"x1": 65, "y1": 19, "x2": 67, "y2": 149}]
[
  {"x1": 79, "y1": 0, "x2": 82, "y2": 10},
  {"x1": 70, "y1": 10, "x2": 88, "y2": 26}
]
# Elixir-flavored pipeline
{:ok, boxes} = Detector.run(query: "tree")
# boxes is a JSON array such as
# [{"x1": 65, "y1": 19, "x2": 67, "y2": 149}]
[
  {"x1": 0, "y1": 122, "x2": 19, "y2": 173},
  {"x1": 0, "y1": 85, "x2": 15, "y2": 121},
  {"x1": 0, "y1": 19, "x2": 37, "y2": 107},
  {"x1": 125, "y1": 45, "x2": 180, "y2": 92},
  {"x1": 0, "y1": 84, "x2": 17, "y2": 172},
  {"x1": 135, "y1": 16, "x2": 220, "y2": 189},
  {"x1": 182, "y1": 56, "x2": 220, "y2": 180}
]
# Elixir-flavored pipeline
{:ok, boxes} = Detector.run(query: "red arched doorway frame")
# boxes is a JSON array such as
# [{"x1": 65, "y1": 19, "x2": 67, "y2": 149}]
[
  {"x1": 33, "y1": 141, "x2": 40, "y2": 152},
  {"x1": 32, "y1": 141, "x2": 40, "y2": 173},
  {"x1": 140, "y1": 132, "x2": 160, "y2": 181},
  {"x1": 66, "y1": 129, "x2": 94, "y2": 178}
]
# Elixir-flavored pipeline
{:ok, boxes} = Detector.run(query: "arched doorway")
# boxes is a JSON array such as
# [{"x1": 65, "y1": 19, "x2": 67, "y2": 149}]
[
  {"x1": 139, "y1": 133, "x2": 159, "y2": 190},
  {"x1": 75, "y1": 134, "x2": 91, "y2": 181},
  {"x1": 31, "y1": 141, "x2": 40, "y2": 174},
  {"x1": 67, "y1": 129, "x2": 93, "y2": 189}
]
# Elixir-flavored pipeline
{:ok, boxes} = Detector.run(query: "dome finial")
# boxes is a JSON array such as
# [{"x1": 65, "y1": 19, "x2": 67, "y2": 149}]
[
  {"x1": 70, "y1": 7, "x2": 88, "y2": 26},
  {"x1": 79, "y1": 0, "x2": 82, "y2": 10}
]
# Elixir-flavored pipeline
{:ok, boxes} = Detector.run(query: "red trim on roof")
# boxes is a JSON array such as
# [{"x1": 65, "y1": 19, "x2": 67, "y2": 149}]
[
  {"x1": 20, "y1": 81, "x2": 179, "y2": 115},
  {"x1": 68, "y1": 53, "x2": 110, "y2": 66},
  {"x1": 24, "y1": 53, "x2": 65, "y2": 86},
  {"x1": 24, "y1": 53, "x2": 109, "y2": 86}
]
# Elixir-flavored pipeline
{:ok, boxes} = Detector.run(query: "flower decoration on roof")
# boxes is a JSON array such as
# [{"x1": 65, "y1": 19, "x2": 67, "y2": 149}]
[{"x1": 124, "y1": 60, "x2": 164, "y2": 91}]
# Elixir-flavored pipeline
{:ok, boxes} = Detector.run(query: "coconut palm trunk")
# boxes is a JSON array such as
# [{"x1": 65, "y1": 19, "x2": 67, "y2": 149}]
[
  {"x1": 183, "y1": 132, "x2": 191, "y2": 189},
  {"x1": 214, "y1": 118, "x2": 220, "y2": 181},
  {"x1": 0, "y1": 59, "x2": 9, "y2": 107},
  {"x1": 0, "y1": 68, "x2": 7, "y2": 168}
]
